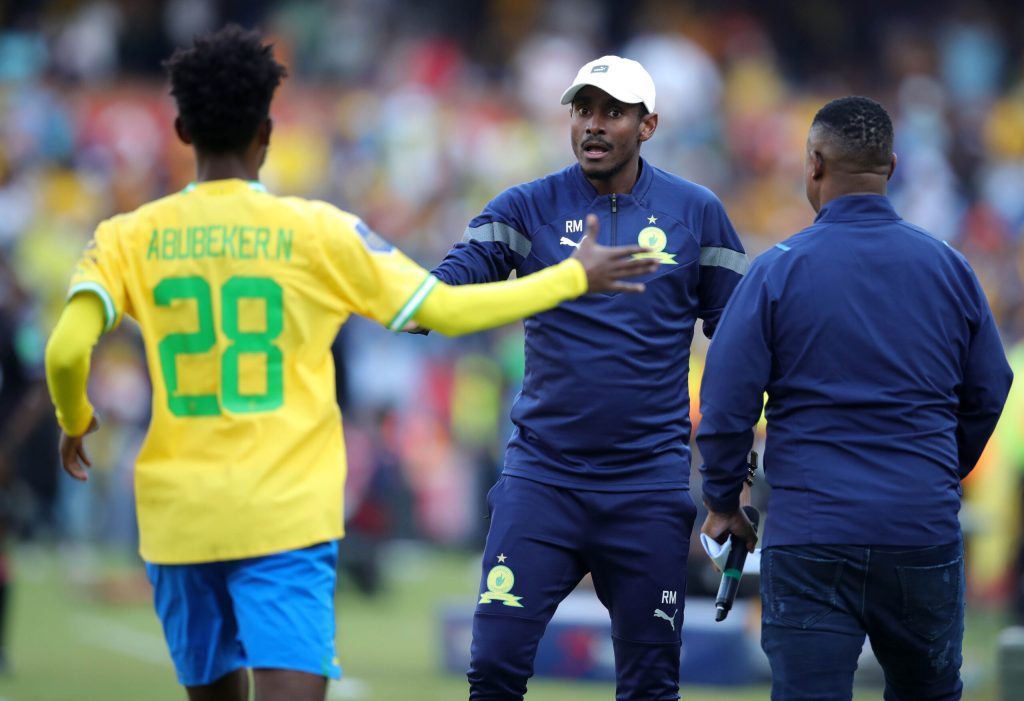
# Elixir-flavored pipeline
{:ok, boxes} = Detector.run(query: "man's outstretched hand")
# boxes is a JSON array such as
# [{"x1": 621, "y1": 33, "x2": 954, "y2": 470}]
[{"x1": 572, "y1": 214, "x2": 659, "y2": 293}]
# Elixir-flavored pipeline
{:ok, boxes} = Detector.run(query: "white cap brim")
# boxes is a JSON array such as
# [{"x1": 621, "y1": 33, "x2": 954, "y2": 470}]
[{"x1": 560, "y1": 79, "x2": 651, "y2": 112}]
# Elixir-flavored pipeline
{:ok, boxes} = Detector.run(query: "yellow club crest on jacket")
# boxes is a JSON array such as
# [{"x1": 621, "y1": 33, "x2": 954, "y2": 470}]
[{"x1": 633, "y1": 223, "x2": 677, "y2": 264}]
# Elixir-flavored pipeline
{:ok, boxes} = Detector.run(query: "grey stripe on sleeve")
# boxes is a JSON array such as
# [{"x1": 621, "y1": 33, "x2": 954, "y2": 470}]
[
  {"x1": 700, "y1": 247, "x2": 749, "y2": 275},
  {"x1": 462, "y1": 222, "x2": 532, "y2": 258}
]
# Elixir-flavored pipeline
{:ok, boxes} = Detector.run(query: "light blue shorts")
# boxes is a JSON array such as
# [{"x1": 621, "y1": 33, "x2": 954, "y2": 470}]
[{"x1": 145, "y1": 540, "x2": 341, "y2": 686}]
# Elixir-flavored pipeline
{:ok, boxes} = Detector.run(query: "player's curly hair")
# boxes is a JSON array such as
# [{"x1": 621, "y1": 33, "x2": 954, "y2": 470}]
[
  {"x1": 812, "y1": 96, "x2": 893, "y2": 169},
  {"x1": 163, "y1": 25, "x2": 287, "y2": 154}
]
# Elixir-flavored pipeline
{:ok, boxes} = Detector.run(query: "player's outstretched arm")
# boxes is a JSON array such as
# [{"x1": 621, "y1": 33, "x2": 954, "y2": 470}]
[{"x1": 411, "y1": 215, "x2": 656, "y2": 336}]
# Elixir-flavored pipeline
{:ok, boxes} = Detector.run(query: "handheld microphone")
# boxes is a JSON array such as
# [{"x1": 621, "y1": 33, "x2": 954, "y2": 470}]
[{"x1": 714, "y1": 505, "x2": 760, "y2": 622}]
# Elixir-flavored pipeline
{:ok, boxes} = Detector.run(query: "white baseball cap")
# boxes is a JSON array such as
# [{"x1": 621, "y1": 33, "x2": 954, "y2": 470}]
[{"x1": 560, "y1": 55, "x2": 656, "y2": 113}]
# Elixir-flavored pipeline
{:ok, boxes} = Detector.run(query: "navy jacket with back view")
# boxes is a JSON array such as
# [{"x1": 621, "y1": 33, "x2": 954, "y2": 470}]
[
  {"x1": 698, "y1": 194, "x2": 1013, "y2": 547},
  {"x1": 433, "y1": 159, "x2": 747, "y2": 491}
]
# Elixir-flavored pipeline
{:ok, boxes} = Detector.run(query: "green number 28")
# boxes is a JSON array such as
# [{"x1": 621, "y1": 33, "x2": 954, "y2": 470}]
[{"x1": 154, "y1": 275, "x2": 283, "y2": 417}]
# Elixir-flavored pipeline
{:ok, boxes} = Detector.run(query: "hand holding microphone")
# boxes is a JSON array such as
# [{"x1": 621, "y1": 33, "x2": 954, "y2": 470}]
[
  {"x1": 712, "y1": 505, "x2": 760, "y2": 621},
  {"x1": 700, "y1": 503, "x2": 760, "y2": 622}
]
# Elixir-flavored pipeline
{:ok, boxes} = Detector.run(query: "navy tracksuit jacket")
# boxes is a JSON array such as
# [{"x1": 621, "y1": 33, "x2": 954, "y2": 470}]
[{"x1": 434, "y1": 158, "x2": 748, "y2": 490}]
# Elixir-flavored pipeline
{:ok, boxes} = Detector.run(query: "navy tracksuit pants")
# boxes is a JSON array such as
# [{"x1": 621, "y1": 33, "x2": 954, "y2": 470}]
[{"x1": 468, "y1": 475, "x2": 697, "y2": 700}]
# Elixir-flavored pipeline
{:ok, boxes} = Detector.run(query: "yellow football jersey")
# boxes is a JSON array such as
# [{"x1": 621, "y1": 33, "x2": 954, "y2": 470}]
[{"x1": 69, "y1": 179, "x2": 443, "y2": 563}]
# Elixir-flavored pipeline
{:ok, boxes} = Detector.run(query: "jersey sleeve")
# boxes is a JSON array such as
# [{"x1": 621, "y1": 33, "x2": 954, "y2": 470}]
[
  {"x1": 317, "y1": 205, "x2": 587, "y2": 335},
  {"x1": 697, "y1": 196, "x2": 748, "y2": 338},
  {"x1": 413, "y1": 259, "x2": 586, "y2": 336},
  {"x1": 45, "y1": 293, "x2": 106, "y2": 435},
  {"x1": 432, "y1": 189, "x2": 530, "y2": 285},
  {"x1": 318, "y1": 210, "x2": 436, "y2": 330},
  {"x1": 67, "y1": 219, "x2": 128, "y2": 332}
]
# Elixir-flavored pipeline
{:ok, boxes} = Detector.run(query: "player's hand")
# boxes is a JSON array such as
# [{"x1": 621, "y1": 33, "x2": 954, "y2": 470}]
[
  {"x1": 58, "y1": 416, "x2": 100, "y2": 482},
  {"x1": 572, "y1": 214, "x2": 659, "y2": 293},
  {"x1": 701, "y1": 507, "x2": 758, "y2": 554}
]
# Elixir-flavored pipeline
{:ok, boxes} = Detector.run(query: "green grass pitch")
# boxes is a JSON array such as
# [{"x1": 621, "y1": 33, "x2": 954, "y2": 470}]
[{"x1": 0, "y1": 546, "x2": 1002, "y2": 700}]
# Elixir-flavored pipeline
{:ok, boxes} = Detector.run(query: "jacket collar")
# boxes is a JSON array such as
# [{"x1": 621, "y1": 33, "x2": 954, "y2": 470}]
[
  {"x1": 570, "y1": 156, "x2": 654, "y2": 203},
  {"x1": 814, "y1": 194, "x2": 900, "y2": 223}
]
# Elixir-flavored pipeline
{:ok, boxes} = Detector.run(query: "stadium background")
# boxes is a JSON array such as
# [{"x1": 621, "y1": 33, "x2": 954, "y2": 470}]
[{"x1": 0, "y1": 0, "x2": 1023, "y2": 699}]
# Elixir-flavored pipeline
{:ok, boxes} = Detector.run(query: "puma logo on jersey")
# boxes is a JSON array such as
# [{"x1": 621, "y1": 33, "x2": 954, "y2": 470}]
[
  {"x1": 560, "y1": 235, "x2": 586, "y2": 248},
  {"x1": 653, "y1": 608, "x2": 677, "y2": 631}
]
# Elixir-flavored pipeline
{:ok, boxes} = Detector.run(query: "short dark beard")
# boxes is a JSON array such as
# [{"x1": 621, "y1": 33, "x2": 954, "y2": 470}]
[{"x1": 580, "y1": 155, "x2": 629, "y2": 181}]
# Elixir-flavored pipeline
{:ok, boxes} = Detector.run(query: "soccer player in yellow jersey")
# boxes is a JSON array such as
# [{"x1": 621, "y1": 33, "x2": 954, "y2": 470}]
[{"x1": 43, "y1": 26, "x2": 656, "y2": 701}]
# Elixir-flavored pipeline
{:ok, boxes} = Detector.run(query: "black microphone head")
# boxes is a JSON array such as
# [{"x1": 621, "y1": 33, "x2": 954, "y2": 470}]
[{"x1": 741, "y1": 505, "x2": 761, "y2": 530}]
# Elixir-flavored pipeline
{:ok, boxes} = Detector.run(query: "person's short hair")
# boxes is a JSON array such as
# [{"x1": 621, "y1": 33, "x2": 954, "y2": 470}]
[
  {"x1": 811, "y1": 96, "x2": 893, "y2": 169},
  {"x1": 163, "y1": 25, "x2": 287, "y2": 154}
]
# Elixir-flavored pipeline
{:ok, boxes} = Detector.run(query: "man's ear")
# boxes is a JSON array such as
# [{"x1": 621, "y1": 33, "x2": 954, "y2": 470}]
[
  {"x1": 639, "y1": 112, "x2": 658, "y2": 143},
  {"x1": 174, "y1": 117, "x2": 192, "y2": 146},
  {"x1": 810, "y1": 149, "x2": 825, "y2": 181},
  {"x1": 887, "y1": 152, "x2": 897, "y2": 181},
  {"x1": 258, "y1": 118, "x2": 273, "y2": 148}
]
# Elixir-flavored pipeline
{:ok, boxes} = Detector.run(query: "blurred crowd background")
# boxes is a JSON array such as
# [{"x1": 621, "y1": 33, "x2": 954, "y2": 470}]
[{"x1": 1, "y1": 0, "x2": 1024, "y2": 625}]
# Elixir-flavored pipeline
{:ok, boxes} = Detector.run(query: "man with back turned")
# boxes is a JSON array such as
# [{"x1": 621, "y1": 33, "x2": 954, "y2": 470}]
[{"x1": 698, "y1": 96, "x2": 1012, "y2": 701}]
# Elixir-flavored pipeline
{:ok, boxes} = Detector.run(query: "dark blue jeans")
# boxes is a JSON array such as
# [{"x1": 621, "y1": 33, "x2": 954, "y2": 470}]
[{"x1": 761, "y1": 540, "x2": 964, "y2": 701}]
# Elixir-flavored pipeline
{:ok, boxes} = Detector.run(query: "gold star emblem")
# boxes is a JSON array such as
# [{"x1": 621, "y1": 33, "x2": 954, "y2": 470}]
[
  {"x1": 647, "y1": 215, "x2": 657, "y2": 224},
  {"x1": 497, "y1": 553, "x2": 507, "y2": 563}
]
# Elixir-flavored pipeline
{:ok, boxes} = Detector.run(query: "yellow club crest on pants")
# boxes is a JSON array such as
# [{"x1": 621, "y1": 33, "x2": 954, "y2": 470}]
[{"x1": 479, "y1": 564, "x2": 524, "y2": 607}]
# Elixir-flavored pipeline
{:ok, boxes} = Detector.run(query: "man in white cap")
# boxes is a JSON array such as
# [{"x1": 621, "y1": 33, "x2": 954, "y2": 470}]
[{"x1": 426, "y1": 55, "x2": 749, "y2": 700}]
